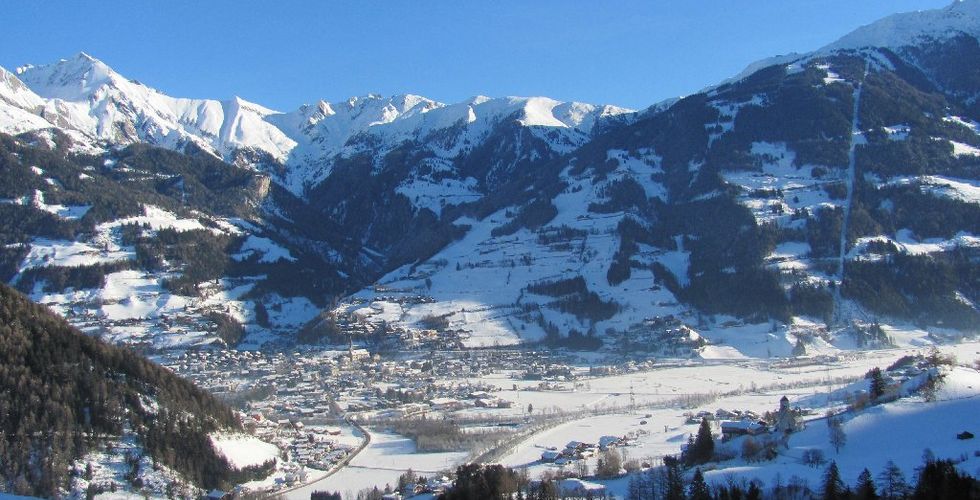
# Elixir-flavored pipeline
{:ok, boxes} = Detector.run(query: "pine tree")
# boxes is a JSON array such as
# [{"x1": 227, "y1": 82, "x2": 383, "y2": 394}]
[
  {"x1": 689, "y1": 468, "x2": 711, "y2": 500},
  {"x1": 822, "y1": 461, "x2": 845, "y2": 500},
  {"x1": 683, "y1": 434, "x2": 696, "y2": 464},
  {"x1": 855, "y1": 468, "x2": 879, "y2": 500},
  {"x1": 869, "y1": 367, "x2": 886, "y2": 400},
  {"x1": 628, "y1": 472, "x2": 644, "y2": 500},
  {"x1": 913, "y1": 458, "x2": 978, "y2": 500},
  {"x1": 877, "y1": 461, "x2": 909, "y2": 500},
  {"x1": 661, "y1": 456, "x2": 685, "y2": 500},
  {"x1": 688, "y1": 417, "x2": 715, "y2": 465}
]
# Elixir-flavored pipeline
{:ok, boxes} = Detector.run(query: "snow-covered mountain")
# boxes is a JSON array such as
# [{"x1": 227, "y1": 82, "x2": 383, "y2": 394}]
[
  {"x1": 0, "y1": 66, "x2": 59, "y2": 135},
  {"x1": 1, "y1": 0, "x2": 978, "y2": 353},
  {"x1": 0, "y1": 283, "x2": 255, "y2": 498},
  {"x1": 328, "y1": 0, "x2": 980, "y2": 351},
  {"x1": 824, "y1": 0, "x2": 980, "y2": 51},
  {"x1": 2, "y1": 53, "x2": 633, "y2": 195},
  {"x1": 0, "y1": 52, "x2": 635, "y2": 350},
  {"x1": 725, "y1": 0, "x2": 980, "y2": 90},
  {"x1": 13, "y1": 52, "x2": 297, "y2": 162},
  {"x1": 270, "y1": 93, "x2": 632, "y2": 192}
]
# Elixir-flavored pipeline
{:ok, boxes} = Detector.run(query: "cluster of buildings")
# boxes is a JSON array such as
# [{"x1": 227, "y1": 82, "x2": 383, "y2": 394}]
[
  {"x1": 539, "y1": 434, "x2": 636, "y2": 465},
  {"x1": 684, "y1": 396, "x2": 804, "y2": 442},
  {"x1": 250, "y1": 417, "x2": 351, "y2": 470},
  {"x1": 612, "y1": 315, "x2": 707, "y2": 356},
  {"x1": 157, "y1": 346, "x2": 590, "y2": 452}
]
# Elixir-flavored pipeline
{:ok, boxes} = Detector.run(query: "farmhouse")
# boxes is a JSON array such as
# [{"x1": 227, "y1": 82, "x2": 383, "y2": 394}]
[
  {"x1": 720, "y1": 420, "x2": 768, "y2": 440},
  {"x1": 598, "y1": 435, "x2": 621, "y2": 450}
]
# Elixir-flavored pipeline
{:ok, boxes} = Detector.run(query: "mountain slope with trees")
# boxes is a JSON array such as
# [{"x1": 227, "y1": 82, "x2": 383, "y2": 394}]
[{"x1": 0, "y1": 283, "x2": 261, "y2": 497}]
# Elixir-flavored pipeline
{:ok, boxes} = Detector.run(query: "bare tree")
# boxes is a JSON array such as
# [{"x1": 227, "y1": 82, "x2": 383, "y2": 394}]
[{"x1": 827, "y1": 413, "x2": 846, "y2": 453}]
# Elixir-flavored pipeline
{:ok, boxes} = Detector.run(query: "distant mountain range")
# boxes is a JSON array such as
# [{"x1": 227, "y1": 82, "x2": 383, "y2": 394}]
[
  {"x1": 0, "y1": 0, "x2": 977, "y2": 352},
  {"x1": 4, "y1": 55, "x2": 632, "y2": 195}
]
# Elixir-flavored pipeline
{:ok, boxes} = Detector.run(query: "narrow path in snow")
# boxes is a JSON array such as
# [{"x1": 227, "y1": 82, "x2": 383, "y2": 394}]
[{"x1": 834, "y1": 61, "x2": 870, "y2": 323}]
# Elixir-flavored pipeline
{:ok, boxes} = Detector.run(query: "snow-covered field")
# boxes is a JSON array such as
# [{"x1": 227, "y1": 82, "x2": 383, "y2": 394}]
[{"x1": 210, "y1": 433, "x2": 280, "y2": 469}]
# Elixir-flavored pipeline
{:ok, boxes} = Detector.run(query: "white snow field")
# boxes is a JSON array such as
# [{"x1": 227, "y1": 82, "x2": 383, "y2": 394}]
[
  {"x1": 884, "y1": 175, "x2": 980, "y2": 205},
  {"x1": 233, "y1": 235, "x2": 297, "y2": 263},
  {"x1": 210, "y1": 433, "x2": 281, "y2": 470}
]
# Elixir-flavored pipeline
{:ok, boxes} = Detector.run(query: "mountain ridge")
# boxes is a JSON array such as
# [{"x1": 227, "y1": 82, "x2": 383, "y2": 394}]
[{"x1": 2, "y1": 53, "x2": 634, "y2": 196}]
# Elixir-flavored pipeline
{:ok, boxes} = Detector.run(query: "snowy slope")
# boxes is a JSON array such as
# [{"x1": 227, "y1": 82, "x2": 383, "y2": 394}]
[
  {"x1": 338, "y1": 148, "x2": 700, "y2": 349},
  {"x1": 0, "y1": 66, "x2": 59, "y2": 135},
  {"x1": 210, "y1": 433, "x2": 280, "y2": 469},
  {"x1": 702, "y1": 366, "x2": 980, "y2": 489},
  {"x1": 721, "y1": 0, "x2": 980, "y2": 93}
]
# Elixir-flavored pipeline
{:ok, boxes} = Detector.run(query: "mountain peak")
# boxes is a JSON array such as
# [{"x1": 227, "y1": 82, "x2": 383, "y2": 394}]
[
  {"x1": 75, "y1": 51, "x2": 97, "y2": 62},
  {"x1": 17, "y1": 51, "x2": 123, "y2": 101},
  {"x1": 821, "y1": 0, "x2": 980, "y2": 52},
  {"x1": 227, "y1": 95, "x2": 279, "y2": 116}
]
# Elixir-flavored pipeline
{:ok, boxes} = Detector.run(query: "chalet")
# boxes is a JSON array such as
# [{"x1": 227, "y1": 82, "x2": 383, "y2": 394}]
[
  {"x1": 430, "y1": 397, "x2": 464, "y2": 411},
  {"x1": 541, "y1": 450, "x2": 562, "y2": 462},
  {"x1": 720, "y1": 420, "x2": 768, "y2": 440},
  {"x1": 598, "y1": 435, "x2": 621, "y2": 450},
  {"x1": 686, "y1": 410, "x2": 714, "y2": 424},
  {"x1": 475, "y1": 397, "x2": 513, "y2": 408},
  {"x1": 715, "y1": 409, "x2": 738, "y2": 419}
]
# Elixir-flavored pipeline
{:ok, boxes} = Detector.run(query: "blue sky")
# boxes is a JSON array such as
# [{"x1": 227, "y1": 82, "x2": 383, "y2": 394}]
[{"x1": 0, "y1": 1, "x2": 951, "y2": 111}]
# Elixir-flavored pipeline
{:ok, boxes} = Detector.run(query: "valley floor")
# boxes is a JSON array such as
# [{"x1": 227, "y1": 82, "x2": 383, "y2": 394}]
[{"x1": 255, "y1": 341, "x2": 978, "y2": 499}]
